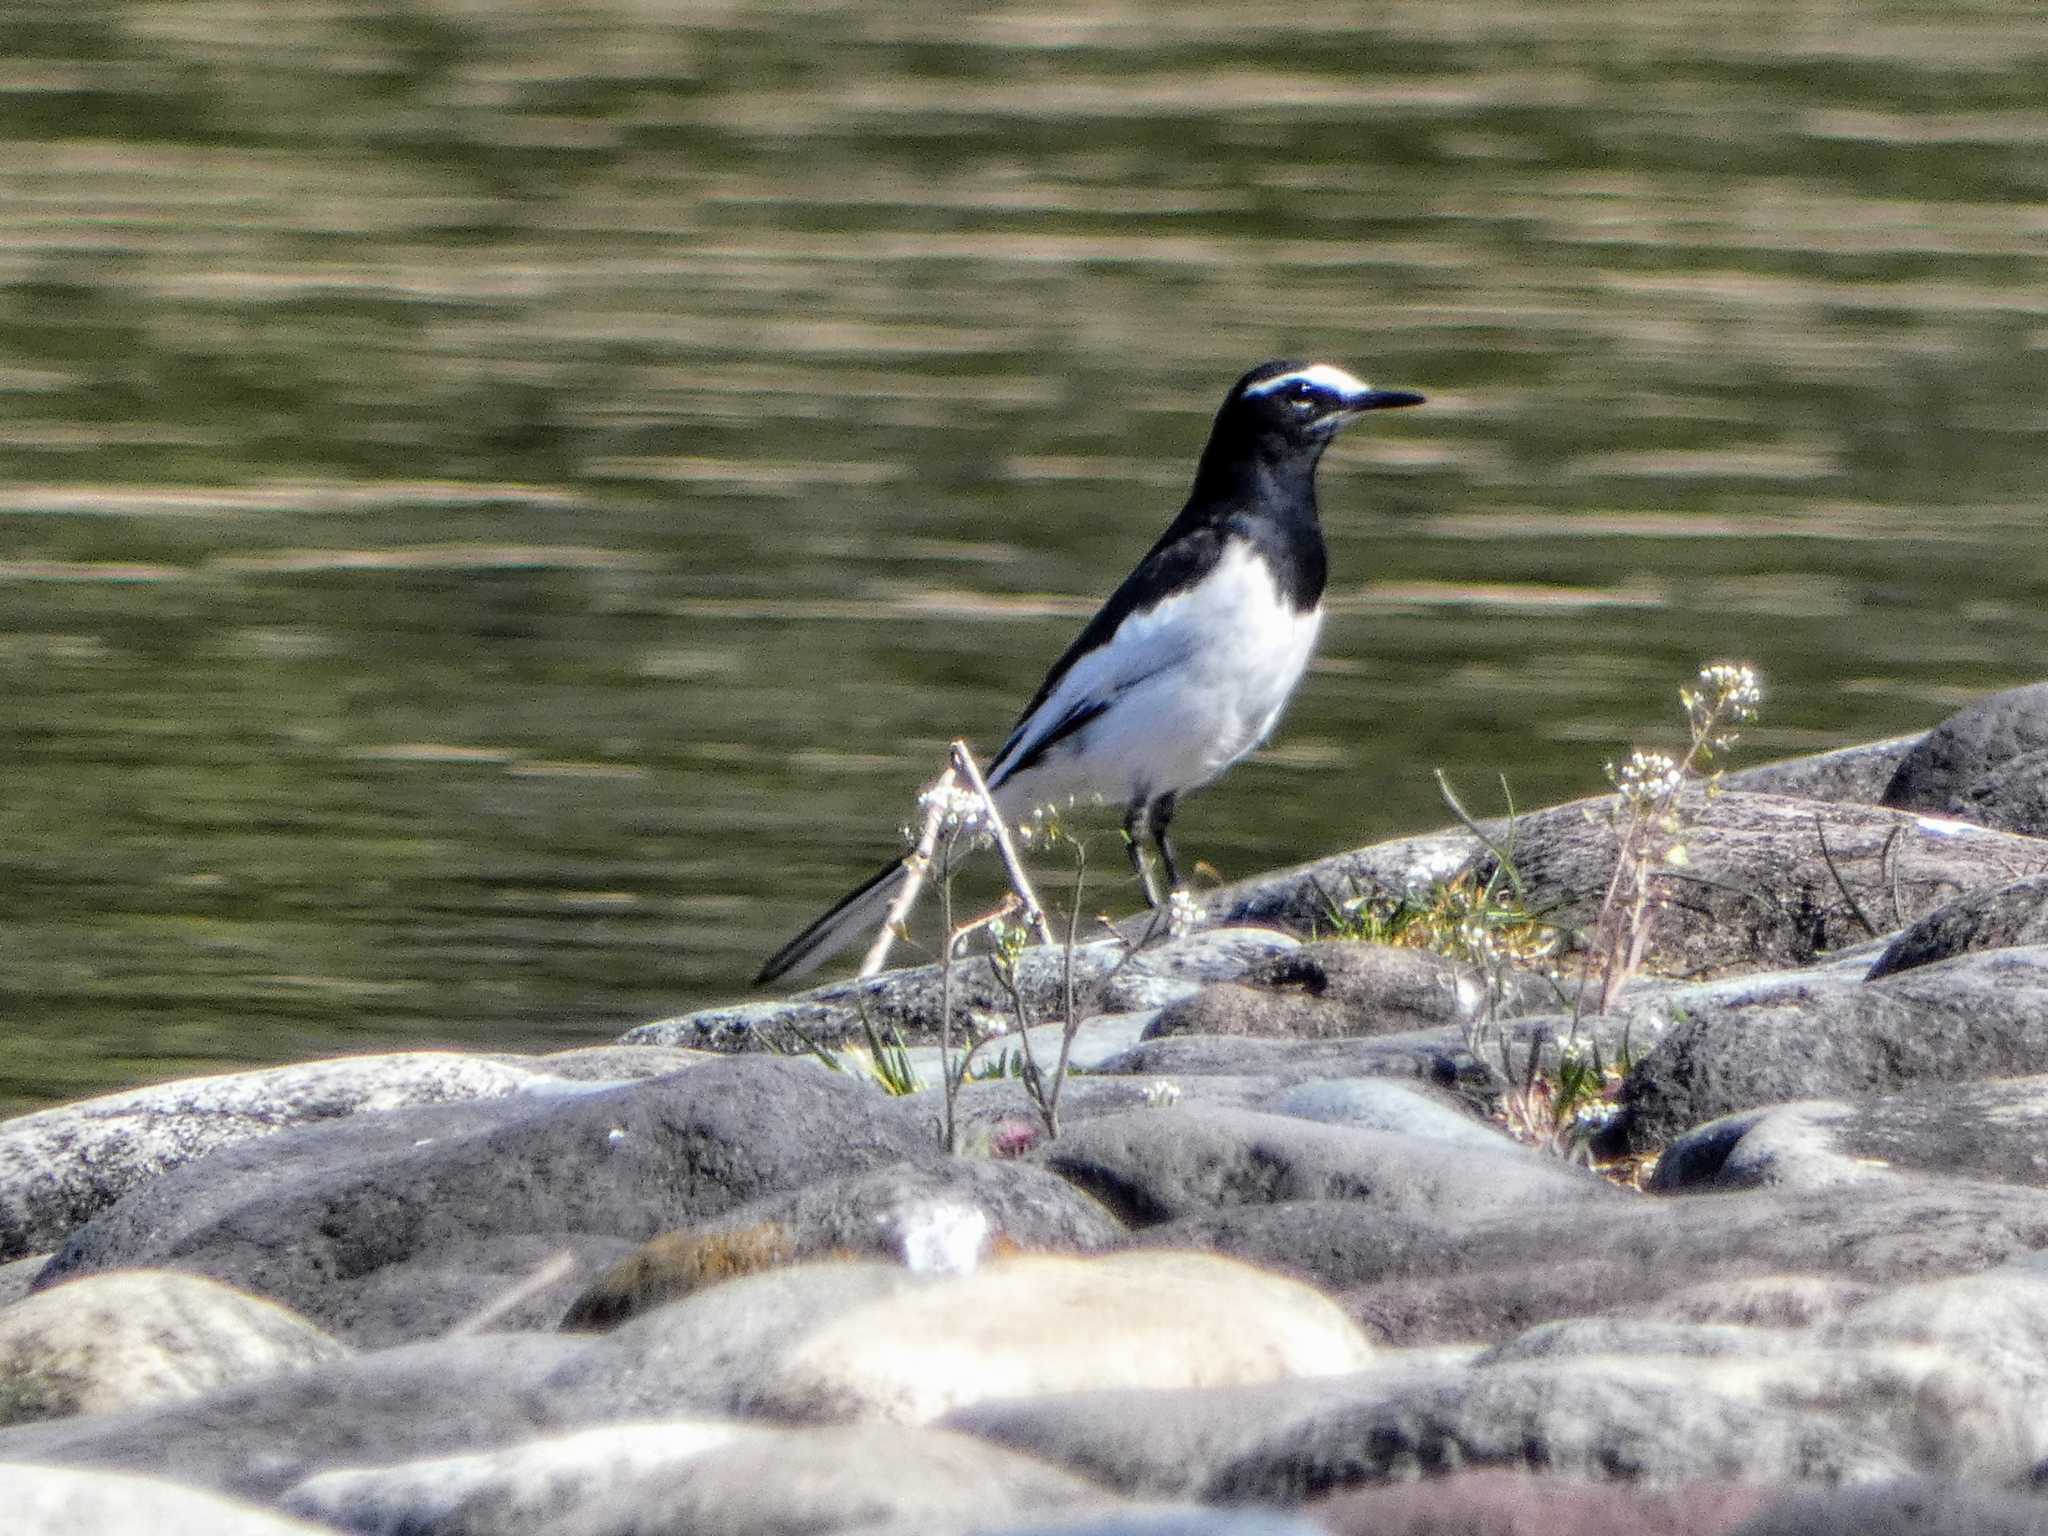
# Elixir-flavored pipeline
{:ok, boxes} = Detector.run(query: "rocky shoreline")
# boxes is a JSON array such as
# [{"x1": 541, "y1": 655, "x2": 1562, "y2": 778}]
[{"x1": 10, "y1": 685, "x2": 2048, "y2": 1532}]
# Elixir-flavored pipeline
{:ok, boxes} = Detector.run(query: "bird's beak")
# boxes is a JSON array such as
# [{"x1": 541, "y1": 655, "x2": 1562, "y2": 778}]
[{"x1": 1344, "y1": 387, "x2": 1426, "y2": 413}]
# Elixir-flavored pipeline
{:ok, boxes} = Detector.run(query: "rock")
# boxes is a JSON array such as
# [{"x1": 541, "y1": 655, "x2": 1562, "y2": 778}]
[
  {"x1": 548, "y1": 1260, "x2": 930, "y2": 1417},
  {"x1": 561, "y1": 1158, "x2": 1124, "y2": 1330},
  {"x1": 1144, "y1": 1181, "x2": 2048, "y2": 1346},
  {"x1": 1652, "y1": 1074, "x2": 2048, "y2": 1194},
  {"x1": 898, "y1": 1011, "x2": 1162, "y2": 1093},
  {"x1": 749, "y1": 1251, "x2": 1375, "y2": 1424},
  {"x1": 1201, "y1": 791, "x2": 2041, "y2": 983},
  {"x1": 1206, "y1": 1360, "x2": 1903, "y2": 1499},
  {"x1": 628, "y1": 929, "x2": 1300, "y2": 1052},
  {"x1": 0, "y1": 1254, "x2": 49, "y2": 1309},
  {"x1": 1880, "y1": 682, "x2": 2048, "y2": 837},
  {"x1": 0, "y1": 1051, "x2": 558, "y2": 1262},
  {"x1": 1093, "y1": 1031, "x2": 1472, "y2": 1084},
  {"x1": 1867, "y1": 874, "x2": 2048, "y2": 978},
  {"x1": 1727, "y1": 736, "x2": 1920, "y2": 805},
  {"x1": 941, "y1": 1367, "x2": 1466, "y2": 1501},
  {"x1": 518, "y1": 1045, "x2": 716, "y2": 1080},
  {"x1": 35, "y1": 1058, "x2": 935, "y2": 1345},
  {"x1": 0, "y1": 1270, "x2": 345, "y2": 1426},
  {"x1": 1642, "y1": 1274, "x2": 1878, "y2": 1329},
  {"x1": 1824, "y1": 1271, "x2": 2048, "y2": 1463},
  {"x1": 2, "y1": 1462, "x2": 340, "y2": 1536},
  {"x1": 1622, "y1": 947, "x2": 2048, "y2": 1149},
  {"x1": 1310, "y1": 1468, "x2": 1771, "y2": 1536},
  {"x1": 1142, "y1": 943, "x2": 1551, "y2": 1042},
  {"x1": 282, "y1": 1420, "x2": 1110, "y2": 1536},
  {"x1": 1734, "y1": 1479, "x2": 2048, "y2": 1536},
  {"x1": 1035, "y1": 1106, "x2": 1608, "y2": 1228},
  {"x1": 973, "y1": 1515, "x2": 1325, "y2": 1536},
  {"x1": 1476, "y1": 1318, "x2": 1802, "y2": 1366},
  {"x1": 0, "y1": 1331, "x2": 598, "y2": 1500}
]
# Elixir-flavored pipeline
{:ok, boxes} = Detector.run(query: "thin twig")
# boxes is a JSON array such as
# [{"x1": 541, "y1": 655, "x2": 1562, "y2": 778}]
[
  {"x1": 446, "y1": 1248, "x2": 578, "y2": 1337},
  {"x1": 859, "y1": 765, "x2": 956, "y2": 980},
  {"x1": 1814, "y1": 815, "x2": 1878, "y2": 938},
  {"x1": 950, "y1": 740, "x2": 1056, "y2": 947}
]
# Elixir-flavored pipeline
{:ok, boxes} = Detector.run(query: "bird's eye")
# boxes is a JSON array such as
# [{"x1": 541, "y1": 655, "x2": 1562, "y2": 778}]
[{"x1": 1289, "y1": 385, "x2": 1317, "y2": 410}]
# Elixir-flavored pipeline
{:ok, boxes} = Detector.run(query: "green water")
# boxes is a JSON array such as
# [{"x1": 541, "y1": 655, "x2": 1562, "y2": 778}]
[{"x1": 2, "y1": 1, "x2": 2045, "y2": 1113}]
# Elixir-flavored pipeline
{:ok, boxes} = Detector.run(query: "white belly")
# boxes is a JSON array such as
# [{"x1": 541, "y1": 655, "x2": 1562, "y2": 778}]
[{"x1": 993, "y1": 541, "x2": 1323, "y2": 817}]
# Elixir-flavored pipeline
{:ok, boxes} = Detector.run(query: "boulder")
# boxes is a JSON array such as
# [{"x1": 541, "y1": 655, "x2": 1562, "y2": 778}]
[
  {"x1": 1867, "y1": 874, "x2": 2048, "y2": 978},
  {"x1": 1310, "y1": 1469, "x2": 1772, "y2": 1536},
  {"x1": 1204, "y1": 1360, "x2": 1902, "y2": 1499},
  {"x1": 35, "y1": 1058, "x2": 935, "y2": 1344},
  {"x1": 629, "y1": 929, "x2": 1299, "y2": 1052},
  {"x1": 747, "y1": 1251, "x2": 1374, "y2": 1424},
  {"x1": 0, "y1": 1052, "x2": 557, "y2": 1261},
  {"x1": 1726, "y1": 736, "x2": 1920, "y2": 805},
  {"x1": 0, "y1": 1331, "x2": 597, "y2": 1500},
  {"x1": 1142, "y1": 943, "x2": 1552, "y2": 1042},
  {"x1": 1652, "y1": 1074, "x2": 2048, "y2": 1194},
  {"x1": 0, "y1": 1269, "x2": 344, "y2": 1425},
  {"x1": 941, "y1": 1367, "x2": 1467, "y2": 1501},
  {"x1": 1622, "y1": 947, "x2": 2048, "y2": 1148},
  {"x1": 1733, "y1": 1480, "x2": 2048, "y2": 1536},
  {"x1": 1035, "y1": 1106, "x2": 1608, "y2": 1227},
  {"x1": 1201, "y1": 791, "x2": 2041, "y2": 982},
  {"x1": 561, "y1": 1158, "x2": 1124, "y2": 1330},
  {"x1": 2, "y1": 1463, "x2": 339, "y2": 1536},
  {"x1": 1143, "y1": 1181, "x2": 2048, "y2": 1345},
  {"x1": 1880, "y1": 682, "x2": 2048, "y2": 837},
  {"x1": 282, "y1": 1421, "x2": 1110, "y2": 1536}
]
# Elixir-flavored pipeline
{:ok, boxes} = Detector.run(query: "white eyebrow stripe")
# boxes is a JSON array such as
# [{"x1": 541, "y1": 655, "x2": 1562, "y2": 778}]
[{"x1": 1243, "y1": 363, "x2": 1371, "y2": 399}]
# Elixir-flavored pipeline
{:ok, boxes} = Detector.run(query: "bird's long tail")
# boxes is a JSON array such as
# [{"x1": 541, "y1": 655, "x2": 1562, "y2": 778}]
[{"x1": 754, "y1": 858, "x2": 912, "y2": 986}]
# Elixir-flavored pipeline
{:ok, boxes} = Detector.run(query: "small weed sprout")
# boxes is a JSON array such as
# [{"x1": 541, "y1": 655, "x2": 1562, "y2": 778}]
[{"x1": 1592, "y1": 662, "x2": 1763, "y2": 1010}]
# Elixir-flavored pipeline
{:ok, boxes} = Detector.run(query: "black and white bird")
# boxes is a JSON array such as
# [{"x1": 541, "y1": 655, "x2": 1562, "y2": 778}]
[{"x1": 755, "y1": 358, "x2": 1425, "y2": 985}]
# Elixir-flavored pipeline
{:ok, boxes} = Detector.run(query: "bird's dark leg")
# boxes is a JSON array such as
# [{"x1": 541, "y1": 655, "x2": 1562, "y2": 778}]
[
  {"x1": 1150, "y1": 792, "x2": 1183, "y2": 892},
  {"x1": 1123, "y1": 799, "x2": 1163, "y2": 907}
]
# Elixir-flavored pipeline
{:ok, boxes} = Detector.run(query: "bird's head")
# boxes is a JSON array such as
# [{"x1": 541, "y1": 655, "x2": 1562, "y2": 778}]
[{"x1": 1220, "y1": 359, "x2": 1425, "y2": 458}]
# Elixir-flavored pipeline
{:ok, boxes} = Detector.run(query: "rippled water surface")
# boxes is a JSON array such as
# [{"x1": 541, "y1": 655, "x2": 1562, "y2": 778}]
[{"x1": 3, "y1": 1, "x2": 2046, "y2": 1111}]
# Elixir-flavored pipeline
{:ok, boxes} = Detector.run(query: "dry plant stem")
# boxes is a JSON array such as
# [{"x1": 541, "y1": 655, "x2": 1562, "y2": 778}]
[
  {"x1": 445, "y1": 1248, "x2": 577, "y2": 1337},
  {"x1": 1046, "y1": 848, "x2": 1088, "y2": 1135},
  {"x1": 859, "y1": 764, "x2": 956, "y2": 980},
  {"x1": 950, "y1": 740, "x2": 1056, "y2": 947},
  {"x1": 938, "y1": 836, "x2": 959, "y2": 1155}
]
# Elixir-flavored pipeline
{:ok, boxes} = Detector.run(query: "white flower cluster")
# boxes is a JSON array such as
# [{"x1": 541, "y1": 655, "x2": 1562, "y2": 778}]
[
  {"x1": 1685, "y1": 662, "x2": 1763, "y2": 729},
  {"x1": 1608, "y1": 748, "x2": 1684, "y2": 808},
  {"x1": 1165, "y1": 889, "x2": 1206, "y2": 936},
  {"x1": 917, "y1": 782, "x2": 991, "y2": 840}
]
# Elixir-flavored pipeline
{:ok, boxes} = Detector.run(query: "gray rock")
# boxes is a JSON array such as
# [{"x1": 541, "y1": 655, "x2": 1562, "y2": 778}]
[
  {"x1": 972, "y1": 1514, "x2": 1325, "y2": 1536},
  {"x1": 1868, "y1": 874, "x2": 2048, "y2": 978},
  {"x1": 548, "y1": 1260, "x2": 930, "y2": 1416},
  {"x1": 0, "y1": 1269, "x2": 345, "y2": 1426},
  {"x1": 36, "y1": 1058, "x2": 935, "y2": 1344},
  {"x1": 1202, "y1": 791, "x2": 2041, "y2": 983},
  {"x1": 0, "y1": 1052, "x2": 556, "y2": 1261},
  {"x1": 2, "y1": 1463, "x2": 340, "y2": 1536},
  {"x1": 283, "y1": 1421, "x2": 1110, "y2": 1536},
  {"x1": 1204, "y1": 1360, "x2": 1903, "y2": 1499},
  {"x1": 1727, "y1": 736, "x2": 1921, "y2": 804},
  {"x1": 1641, "y1": 1274, "x2": 1877, "y2": 1329},
  {"x1": 1476, "y1": 1318, "x2": 1801, "y2": 1367},
  {"x1": 1146, "y1": 1181, "x2": 2048, "y2": 1345},
  {"x1": 561, "y1": 1159, "x2": 1124, "y2": 1330},
  {"x1": 1035, "y1": 1106, "x2": 1608, "y2": 1227},
  {"x1": 1881, "y1": 682, "x2": 2048, "y2": 838},
  {"x1": 940, "y1": 1368, "x2": 1465, "y2": 1501},
  {"x1": 517, "y1": 1045, "x2": 716, "y2": 1080},
  {"x1": 1309, "y1": 1469, "x2": 1772, "y2": 1536},
  {"x1": 1734, "y1": 1480, "x2": 2048, "y2": 1536},
  {"x1": 1653, "y1": 1074, "x2": 2048, "y2": 1194},
  {"x1": 902, "y1": 1010, "x2": 1160, "y2": 1090},
  {"x1": 0, "y1": 1253, "x2": 49, "y2": 1309},
  {"x1": 0, "y1": 1331, "x2": 598, "y2": 1500},
  {"x1": 630, "y1": 929, "x2": 1299, "y2": 1052},
  {"x1": 1143, "y1": 943, "x2": 1552, "y2": 1042},
  {"x1": 1623, "y1": 947, "x2": 2048, "y2": 1148},
  {"x1": 1095, "y1": 1029, "x2": 1472, "y2": 1084},
  {"x1": 1259, "y1": 1079, "x2": 1505, "y2": 1150}
]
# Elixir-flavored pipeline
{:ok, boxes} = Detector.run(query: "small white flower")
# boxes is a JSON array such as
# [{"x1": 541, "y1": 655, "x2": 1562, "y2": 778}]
[
  {"x1": 1143, "y1": 1081, "x2": 1182, "y2": 1108},
  {"x1": 917, "y1": 783, "x2": 991, "y2": 838},
  {"x1": 1608, "y1": 749, "x2": 1682, "y2": 807},
  {"x1": 1165, "y1": 889, "x2": 1205, "y2": 936}
]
